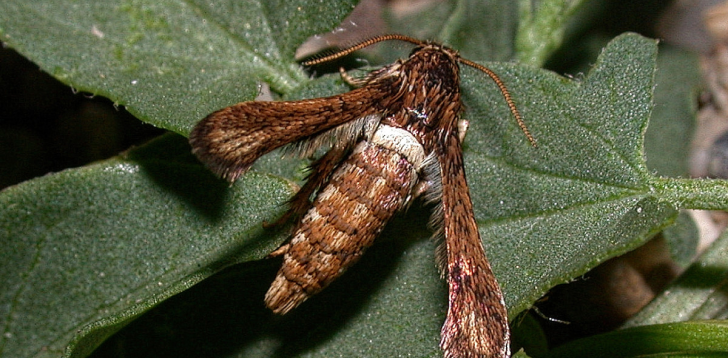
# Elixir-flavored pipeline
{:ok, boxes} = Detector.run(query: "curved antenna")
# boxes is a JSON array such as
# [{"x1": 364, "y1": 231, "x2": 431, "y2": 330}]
[
  {"x1": 301, "y1": 34, "x2": 424, "y2": 66},
  {"x1": 302, "y1": 34, "x2": 537, "y2": 147},
  {"x1": 458, "y1": 57, "x2": 537, "y2": 147}
]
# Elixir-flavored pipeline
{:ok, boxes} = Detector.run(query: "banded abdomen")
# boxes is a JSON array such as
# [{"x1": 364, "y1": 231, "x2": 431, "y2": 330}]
[{"x1": 265, "y1": 124, "x2": 427, "y2": 314}]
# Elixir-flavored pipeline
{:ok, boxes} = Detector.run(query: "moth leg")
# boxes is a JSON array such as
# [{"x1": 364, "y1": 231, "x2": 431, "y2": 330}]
[
  {"x1": 411, "y1": 180, "x2": 430, "y2": 200},
  {"x1": 264, "y1": 145, "x2": 351, "y2": 231},
  {"x1": 268, "y1": 243, "x2": 290, "y2": 257},
  {"x1": 339, "y1": 67, "x2": 370, "y2": 87},
  {"x1": 411, "y1": 153, "x2": 441, "y2": 203},
  {"x1": 457, "y1": 119, "x2": 469, "y2": 143}
]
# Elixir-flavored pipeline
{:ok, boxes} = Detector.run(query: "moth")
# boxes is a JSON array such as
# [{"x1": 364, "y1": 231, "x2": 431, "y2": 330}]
[{"x1": 189, "y1": 34, "x2": 535, "y2": 358}]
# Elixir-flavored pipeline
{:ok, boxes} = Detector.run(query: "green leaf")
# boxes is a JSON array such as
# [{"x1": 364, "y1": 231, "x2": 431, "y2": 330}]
[
  {"x1": 385, "y1": 0, "x2": 519, "y2": 61},
  {"x1": 513, "y1": 313, "x2": 550, "y2": 356},
  {"x1": 624, "y1": 229, "x2": 728, "y2": 327},
  {"x1": 543, "y1": 321, "x2": 728, "y2": 357},
  {"x1": 0, "y1": 0, "x2": 357, "y2": 135},
  {"x1": 461, "y1": 33, "x2": 675, "y2": 316},
  {"x1": 644, "y1": 45, "x2": 701, "y2": 177},
  {"x1": 89, "y1": 33, "x2": 724, "y2": 357},
  {"x1": 1, "y1": 0, "x2": 726, "y2": 357},
  {"x1": 662, "y1": 211, "x2": 700, "y2": 267},
  {"x1": 513, "y1": 351, "x2": 532, "y2": 358},
  {"x1": 0, "y1": 1, "x2": 357, "y2": 356},
  {"x1": 436, "y1": 0, "x2": 519, "y2": 61},
  {"x1": 516, "y1": 0, "x2": 586, "y2": 66},
  {"x1": 0, "y1": 135, "x2": 294, "y2": 358}
]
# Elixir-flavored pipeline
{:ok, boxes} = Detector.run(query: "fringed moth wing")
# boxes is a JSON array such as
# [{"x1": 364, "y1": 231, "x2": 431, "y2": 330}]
[{"x1": 189, "y1": 34, "x2": 535, "y2": 358}]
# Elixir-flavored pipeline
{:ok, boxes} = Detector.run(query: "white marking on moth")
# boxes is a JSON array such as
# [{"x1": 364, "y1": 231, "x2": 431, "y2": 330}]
[
  {"x1": 368, "y1": 175, "x2": 389, "y2": 198},
  {"x1": 327, "y1": 229, "x2": 353, "y2": 252},
  {"x1": 290, "y1": 230, "x2": 309, "y2": 245},
  {"x1": 315, "y1": 184, "x2": 338, "y2": 202},
  {"x1": 319, "y1": 177, "x2": 370, "y2": 212},
  {"x1": 352, "y1": 200, "x2": 370, "y2": 216},
  {"x1": 457, "y1": 120, "x2": 469, "y2": 142},
  {"x1": 371, "y1": 125, "x2": 426, "y2": 169},
  {"x1": 407, "y1": 107, "x2": 429, "y2": 121},
  {"x1": 329, "y1": 162, "x2": 358, "y2": 183}
]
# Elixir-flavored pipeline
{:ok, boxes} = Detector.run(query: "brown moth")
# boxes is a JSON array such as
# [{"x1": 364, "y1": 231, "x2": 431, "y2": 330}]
[{"x1": 189, "y1": 34, "x2": 535, "y2": 358}]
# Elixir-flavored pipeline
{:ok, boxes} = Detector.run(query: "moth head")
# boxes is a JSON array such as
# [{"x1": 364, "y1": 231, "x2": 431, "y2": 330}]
[{"x1": 401, "y1": 45, "x2": 461, "y2": 93}]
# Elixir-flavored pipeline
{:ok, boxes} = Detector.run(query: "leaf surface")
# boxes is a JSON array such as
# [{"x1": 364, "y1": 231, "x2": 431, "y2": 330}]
[
  {"x1": 1, "y1": 0, "x2": 726, "y2": 357},
  {"x1": 0, "y1": 0, "x2": 356, "y2": 134}
]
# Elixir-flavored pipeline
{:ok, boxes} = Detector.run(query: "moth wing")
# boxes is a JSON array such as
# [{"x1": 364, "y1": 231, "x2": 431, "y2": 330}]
[
  {"x1": 437, "y1": 134, "x2": 510, "y2": 358},
  {"x1": 189, "y1": 84, "x2": 389, "y2": 182},
  {"x1": 265, "y1": 145, "x2": 352, "y2": 228}
]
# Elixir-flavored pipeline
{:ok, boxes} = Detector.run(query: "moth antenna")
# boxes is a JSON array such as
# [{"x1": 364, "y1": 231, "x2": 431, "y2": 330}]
[
  {"x1": 458, "y1": 57, "x2": 537, "y2": 147},
  {"x1": 301, "y1": 34, "x2": 425, "y2": 66}
]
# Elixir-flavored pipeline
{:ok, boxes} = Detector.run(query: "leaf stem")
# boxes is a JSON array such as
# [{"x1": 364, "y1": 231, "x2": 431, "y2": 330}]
[{"x1": 653, "y1": 177, "x2": 728, "y2": 210}]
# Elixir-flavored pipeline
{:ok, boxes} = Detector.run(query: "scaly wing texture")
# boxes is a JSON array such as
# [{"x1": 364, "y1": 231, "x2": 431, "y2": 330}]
[
  {"x1": 438, "y1": 133, "x2": 510, "y2": 358},
  {"x1": 189, "y1": 84, "x2": 393, "y2": 182}
]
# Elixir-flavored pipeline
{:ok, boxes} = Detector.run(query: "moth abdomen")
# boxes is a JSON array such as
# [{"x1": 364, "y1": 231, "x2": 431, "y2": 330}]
[
  {"x1": 264, "y1": 125, "x2": 427, "y2": 314},
  {"x1": 191, "y1": 34, "x2": 536, "y2": 357}
]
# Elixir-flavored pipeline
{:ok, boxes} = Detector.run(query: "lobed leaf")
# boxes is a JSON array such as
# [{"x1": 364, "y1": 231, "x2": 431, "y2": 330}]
[
  {"x1": 1, "y1": 0, "x2": 725, "y2": 357},
  {"x1": 0, "y1": 135, "x2": 294, "y2": 358},
  {"x1": 0, "y1": 0, "x2": 356, "y2": 135}
]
